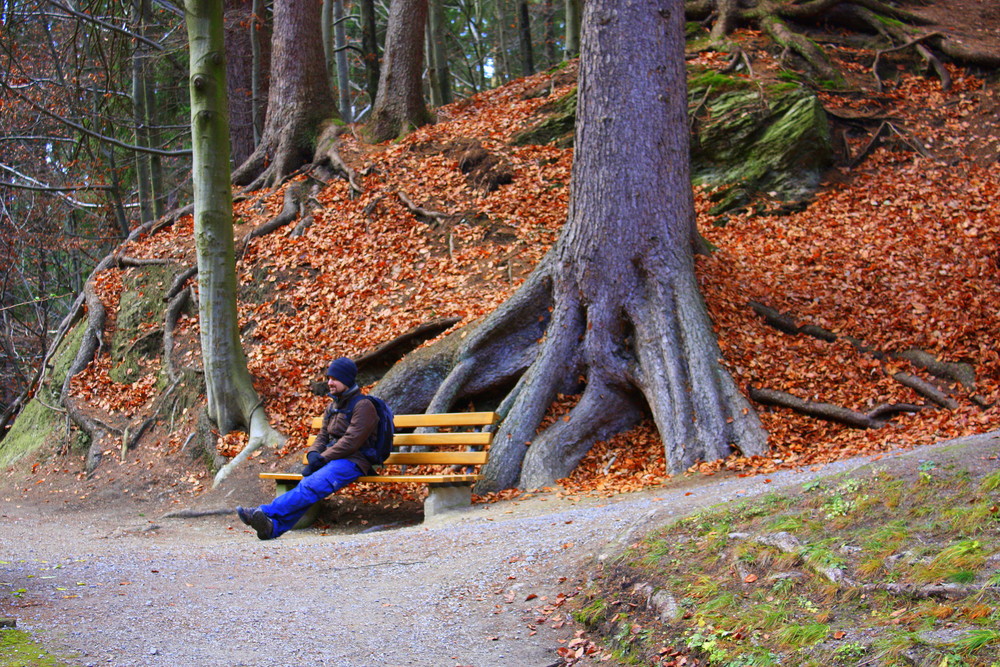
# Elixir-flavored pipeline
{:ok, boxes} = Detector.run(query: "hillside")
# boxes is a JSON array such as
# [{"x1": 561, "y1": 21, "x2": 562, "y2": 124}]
[{"x1": 1, "y1": 18, "x2": 998, "y2": 516}]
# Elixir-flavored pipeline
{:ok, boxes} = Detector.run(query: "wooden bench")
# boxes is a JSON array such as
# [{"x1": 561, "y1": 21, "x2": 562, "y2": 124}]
[{"x1": 259, "y1": 410, "x2": 499, "y2": 525}]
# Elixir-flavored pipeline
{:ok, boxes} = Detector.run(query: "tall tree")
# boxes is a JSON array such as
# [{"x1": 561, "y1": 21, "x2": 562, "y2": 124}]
[
  {"x1": 366, "y1": 0, "x2": 432, "y2": 143},
  {"x1": 426, "y1": 0, "x2": 453, "y2": 107},
  {"x1": 516, "y1": 0, "x2": 534, "y2": 76},
  {"x1": 185, "y1": 0, "x2": 284, "y2": 484},
  {"x1": 377, "y1": 0, "x2": 768, "y2": 491},
  {"x1": 564, "y1": 0, "x2": 581, "y2": 58},
  {"x1": 232, "y1": 0, "x2": 337, "y2": 189},
  {"x1": 359, "y1": 0, "x2": 381, "y2": 108}
]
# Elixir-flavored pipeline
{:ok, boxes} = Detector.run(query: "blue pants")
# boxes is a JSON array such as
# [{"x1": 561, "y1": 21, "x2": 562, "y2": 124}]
[{"x1": 260, "y1": 459, "x2": 363, "y2": 538}]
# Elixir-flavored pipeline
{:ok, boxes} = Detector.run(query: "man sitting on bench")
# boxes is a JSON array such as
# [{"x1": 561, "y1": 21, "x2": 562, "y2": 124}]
[{"x1": 236, "y1": 357, "x2": 376, "y2": 540}]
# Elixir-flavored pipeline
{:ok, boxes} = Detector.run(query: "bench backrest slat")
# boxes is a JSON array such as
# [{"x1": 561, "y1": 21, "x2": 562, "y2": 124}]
[
  {"x1": 309, "y1": 411, "x2": 499, "y2": 431},
  {"x1": 306, "y1": 431, "x2": 492, "y2": 449}
]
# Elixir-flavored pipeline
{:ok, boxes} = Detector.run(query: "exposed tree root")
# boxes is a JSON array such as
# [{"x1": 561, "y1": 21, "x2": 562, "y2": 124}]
[
  {"x1": 353, "y1": 316, "x2": 462, "y2": 373},
  {"x1": 313, "y1": 123, "x2": 364, "y2": 194},
  {"x1": 164, "y1": 266, "x2": 197, "y2": 302},
  {"x1": 749, "y1": 386, "x2": 925, "y2": 428},
  {"x1": 850, "y1": 121, "x2": 934, "y2": 167},
  {"x1": 163, "y1": 287, "x2": 193, "y2": 382},
  {"x1": 397, "y1": 191, "x2": 448, "y2": 222},
  {"x1": 892, "y1": 372, "x2": 959, "y2": 409},
  {"x1": 751, "y1": 531, "x2": 996, "y2": 597},
  {"x1": 244, "y1": 182, "x2": 305, "y2": 243},
  {"x1": 747, "y1": 300, "x2": 979, "y2": 414},
  {"x1": 60, "y1": 280, "x2": 107, "y2": 403},
  {"x1": 65, "y1": 395, "x2": 121, "y2": 474},
  {"x1": 232, "y1": 134, "x2": 310, "y2": 192}
]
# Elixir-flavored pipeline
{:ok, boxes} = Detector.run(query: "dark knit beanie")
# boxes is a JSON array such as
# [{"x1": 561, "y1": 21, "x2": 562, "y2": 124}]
[{"x1": 326, "y1": 357, "x2": 358, "y2": 386}]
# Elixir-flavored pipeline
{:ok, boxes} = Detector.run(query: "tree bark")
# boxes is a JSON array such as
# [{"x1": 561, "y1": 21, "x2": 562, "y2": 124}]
[
  {"x1": 376, "y1": 0, "x2": 768, "y2": 492},
  {"x1": 186, "y1": 0, "x2": 285, "y2": 486},
  {"x1": 366, "y1": 0, "x2": 432, "y2": 143},
  {"x1": 232, "y1": 0, "x2": 338, "y2": 189}
]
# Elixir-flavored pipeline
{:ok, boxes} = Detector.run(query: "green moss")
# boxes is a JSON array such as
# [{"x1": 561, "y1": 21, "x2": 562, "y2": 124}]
[
  {"x1": 0, "y1": 321, "x2": 87, "y2": 467},
  {"x1": 0, "y1": 628, "x2": 76, "y2": 666}
]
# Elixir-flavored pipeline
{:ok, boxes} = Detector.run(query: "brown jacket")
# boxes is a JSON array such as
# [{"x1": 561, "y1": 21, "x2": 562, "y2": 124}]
[{"x1": 308, "y1": 391, "x2": 377, "y2": 475}]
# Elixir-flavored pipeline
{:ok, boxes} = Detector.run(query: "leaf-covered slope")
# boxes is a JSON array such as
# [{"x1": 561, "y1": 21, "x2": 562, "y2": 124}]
[{"x1": 7, "y1": 46, "x2": 999, "y2": 506}]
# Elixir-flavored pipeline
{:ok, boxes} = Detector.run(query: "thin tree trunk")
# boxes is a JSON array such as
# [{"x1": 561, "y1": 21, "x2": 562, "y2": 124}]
[
  {"x1": 250, "y1": 0, "x2": 266, "y2": 145},
  {"x1": 186, "y1": 0, "x2": 285, "y2": 485},
  {"x1": 334, "y1": 0, "x2": 352, "y2": 121}
]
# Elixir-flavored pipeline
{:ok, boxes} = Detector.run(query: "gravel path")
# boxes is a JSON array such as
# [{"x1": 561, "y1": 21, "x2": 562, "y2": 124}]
[{"x1": 5, "y1": 437, "x2": 990, "y2": 667}]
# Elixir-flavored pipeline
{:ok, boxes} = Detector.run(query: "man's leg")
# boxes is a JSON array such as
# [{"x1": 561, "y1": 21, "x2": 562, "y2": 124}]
[{"x1": 258, "y1": 459, "x2": 363, "y2": 538}]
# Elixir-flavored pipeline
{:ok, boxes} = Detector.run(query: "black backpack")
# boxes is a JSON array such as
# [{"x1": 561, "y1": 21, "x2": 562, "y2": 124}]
[{"x1": 340, "y1": 394, "x2": 394, "y2": 465}]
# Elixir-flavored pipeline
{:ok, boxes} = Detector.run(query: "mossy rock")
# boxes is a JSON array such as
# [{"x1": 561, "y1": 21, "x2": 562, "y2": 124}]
[
  {"x1": 689, "y1": 68, "x2": 832, "y2": 211},
  {"x1": 109, "y1": 264, "x2": 180, "y2": 384}
]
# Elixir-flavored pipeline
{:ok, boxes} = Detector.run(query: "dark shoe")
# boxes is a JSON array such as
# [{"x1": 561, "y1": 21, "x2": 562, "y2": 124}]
[
  {"x1": 236, "y1": 506, "x2": 254, "y2": 526},
  {"x1": 249, "y1": 508, "x2": 275, "y2": 540}
]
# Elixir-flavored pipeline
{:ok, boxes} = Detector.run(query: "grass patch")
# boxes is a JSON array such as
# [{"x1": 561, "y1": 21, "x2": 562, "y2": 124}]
[
  {"x1": 571, "y1": 452, "x2": 1000, "y2": 665},
  {"x1": 0, "y1": 628, "x2": 75, "y2": 667}
]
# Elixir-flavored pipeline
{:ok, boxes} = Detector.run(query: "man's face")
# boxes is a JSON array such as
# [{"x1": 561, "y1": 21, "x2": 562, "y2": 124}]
[{"x1": 328, "y1": 377, "x2": 348, "y2": 394}]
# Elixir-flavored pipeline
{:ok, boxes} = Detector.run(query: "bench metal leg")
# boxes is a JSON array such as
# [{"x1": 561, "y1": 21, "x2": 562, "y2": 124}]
[
  {"x1": 424, "y1": 483, "x2": 472, "y2": 518},
  {"x1": 274, "y1": 479, "x2": 320, "y2": 529}
]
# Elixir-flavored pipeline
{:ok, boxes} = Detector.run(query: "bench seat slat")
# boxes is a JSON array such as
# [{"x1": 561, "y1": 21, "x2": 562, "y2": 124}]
[
  {"x1": 357, "y1": 474, "x2": 482, "y2": 484},
  {"x1": 259, "y1": 472, "x2": 481, "y2": 484}
]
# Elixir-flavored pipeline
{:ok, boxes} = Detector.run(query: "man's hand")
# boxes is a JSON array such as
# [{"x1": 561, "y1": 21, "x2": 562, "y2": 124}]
[{"x1": 306, "y1": 451, "x2": 326, "y2": 473}]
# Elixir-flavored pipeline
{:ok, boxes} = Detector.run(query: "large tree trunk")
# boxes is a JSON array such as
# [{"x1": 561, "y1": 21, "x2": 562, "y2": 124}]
[
  {"x1": 186, "y1": 0, "x2": 285, "y2": 486},
  {"x1": 366, "y1": 0, "x2": 432, "y2": 143},
  {"x1": 376, "y1": 0, "x2": 768, "y2": 492},
  {"x1": 232, "y1": 0, "x2": 337, "y2": 189}
]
